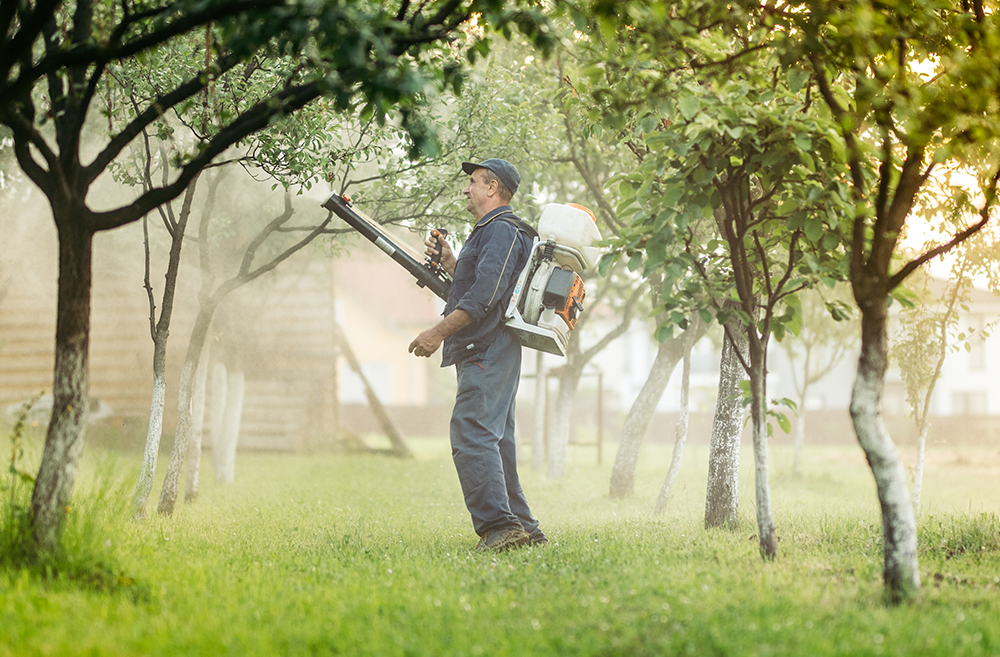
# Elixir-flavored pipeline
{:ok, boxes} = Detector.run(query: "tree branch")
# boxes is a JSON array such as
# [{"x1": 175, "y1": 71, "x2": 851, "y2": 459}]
[
  {"x1": 240, "y1": 191, "x2": 295, "y2": 276},
  {"x1": 888, "y1": 177, "x2": 999, "y2": 290},
  {"x1": 89, "y1": 54, "x2": 242, "y2": 184},
  {"x1": 4, "y1": 0, "x2": 284, "y2": 103},
  {"x1": 87, "y1": 80, "x2": 323, "y2": 231}
]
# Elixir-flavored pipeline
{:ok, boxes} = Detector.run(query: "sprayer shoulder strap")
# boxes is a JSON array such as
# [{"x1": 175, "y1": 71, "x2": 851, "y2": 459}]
[{"x1": 492, "y1": 212, "x2": 539, "y2": 241}]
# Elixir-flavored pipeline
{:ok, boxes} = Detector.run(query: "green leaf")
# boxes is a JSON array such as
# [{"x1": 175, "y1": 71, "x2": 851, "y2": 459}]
[
  {"x1": 787, "y1": 68, "x2": 809, "y2": 93},
  {"x1": 678, "y1": 95, "x2": 700, "y2": 121},
  {"x1": 662, "y1": 185, "x2": 685, "y2": 208},
  {"x1": 656, "y1": 324, "x2": 674, "y2": 342},
  {"x1": 804, "y1": 217, "x2": 824, "y2": 243},
  {"x1": 627, "y1": 251, "x2": 643, "y2": 272},
  {"x1": 775, "y1": 412, "x2": 791, "y2": 433}
]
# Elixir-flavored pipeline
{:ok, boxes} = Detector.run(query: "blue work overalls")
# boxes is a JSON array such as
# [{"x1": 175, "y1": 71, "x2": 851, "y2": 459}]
[{"x1": 441, "y1": 207, "x2": 541, "y2": 538}]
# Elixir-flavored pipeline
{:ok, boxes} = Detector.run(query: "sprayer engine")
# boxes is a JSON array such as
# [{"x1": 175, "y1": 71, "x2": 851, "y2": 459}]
[{"x1": 505, "y1": 204, "x2": 601, "y2": 356}]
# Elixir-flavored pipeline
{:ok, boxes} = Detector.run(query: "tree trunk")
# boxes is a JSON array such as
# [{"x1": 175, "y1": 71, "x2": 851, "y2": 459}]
[
  {"x1": 654, "y1": 347, "x2": 691, "y2": 515},
  {"x1": 215, "y1": 366, "x2": 245, "y2": 483},
  {"x1": 30, "y1": 225, "x2": 93, "y2": 552},
  {"x1": 133, "y1": 203, "x2": 191, "y2": 517},
  {"x1": 850, "y1": 300, "x2": 920, "y2": 602},
  {"x1": 546, "y1": 365, "x2": 583, "y2": 479},
  {"x1": 748, "y1": 350, "x2": 777, "y2": 560},
  {"x1": 532, "y1": 350, "x2": 546, "y2": 471},
  {"x1": 157, "y1": 306, "x2": 215, "y2": 516},
  {"x1": 185, "y1": 354, "x2": 209, "y2": 501},
  {"x1": 209, "y1": 361, "x2": 228, "y2": 456},
  {"x1": 704, "y1": 324, "x2": 748, "y2": 529},
  {"x1": 610, "y1": 332, "x2": 689, "y2": 498},
  {"x1": 132, "y1": 356, "x2": 167, "y2": 518},
  {"x1": 912, "y1": 420, "x2": 929, "y2": 516},
  {"x1": 792, "y1": 401, "x2": 806, "y2": 477}
]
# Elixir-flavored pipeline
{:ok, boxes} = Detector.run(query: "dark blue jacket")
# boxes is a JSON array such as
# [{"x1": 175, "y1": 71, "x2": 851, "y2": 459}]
[{"x1": 441, "y1": 206, "x2": 533, "y2": 367}]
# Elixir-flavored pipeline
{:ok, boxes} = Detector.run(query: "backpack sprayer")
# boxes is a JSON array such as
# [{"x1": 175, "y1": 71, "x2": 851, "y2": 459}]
[
  {"x1": 503, "y1": 203, "x2": 602, "y2": 356},
  {"x1": 322, "y1": 193, "x2": 601, "y2": 357}
]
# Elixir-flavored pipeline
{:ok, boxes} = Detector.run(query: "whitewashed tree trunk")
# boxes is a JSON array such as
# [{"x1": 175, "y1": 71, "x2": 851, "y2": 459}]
[
  {"x1": 215, "y1": 367, "x2": 245, "y2": 483},
  {"x1": 748, "y1": 359, "x2": 777, "y2": 559},
  {"x1": 157, "y1": 305, "x2": 215, "y2": 516},
  {"x1": 532, "y1": 351, "x2": 546, "y2": 471},
  {"x1": 792, "y1": 405, "x2": 807, "y2": 476},
  {"x1": 546, "y1": 373, "x2": 579, "y2": 479},
  {"x1": 156, "y1": 356, "x2": 199, "y2": 515},
  {"x1": 704, "y1": 324, "x2": 748, "y2": 529},
  {"x1": 912, "y1": 421, "x2": 930, "y2": 516},
  {"x1": 609, "y1": 320, "x2": 705, "y2": 498},
  {"x1": 132, "y1": 179, "x2": 196, "y2": 518},
  {"x1": 609, "y1": 344, "x2": 682, "y2": 498},
  {"x1": 851, "y1": 303, "x2": 920, "y2": 602},
  {"x1": 133, "y1": 364, "x2": 166, "y2": 518},
  {"x1": 654, "y1": 348, "x2": 691, "y2": 514},
  {"x1": 209, "y1": 361, "x2": 228, "y2": 456},
  {"x1": 184, "y1": 354, "x2": 210, "y2": 502}
]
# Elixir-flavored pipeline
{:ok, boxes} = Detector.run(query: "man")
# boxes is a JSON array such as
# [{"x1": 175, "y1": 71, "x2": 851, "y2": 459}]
[{"x1": 408, "y1": 158, "x2": 547, "y2": 552}]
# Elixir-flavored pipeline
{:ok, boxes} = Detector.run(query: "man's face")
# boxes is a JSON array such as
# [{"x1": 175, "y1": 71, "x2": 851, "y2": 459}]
[{"x1": 463, "y1": 168, "x2": 495, "y2": 218}]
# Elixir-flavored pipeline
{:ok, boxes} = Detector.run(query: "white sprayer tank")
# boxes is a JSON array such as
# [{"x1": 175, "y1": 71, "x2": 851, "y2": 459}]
[{"x1": 537, "y1": 203, "x2": 602, "y2": 272}]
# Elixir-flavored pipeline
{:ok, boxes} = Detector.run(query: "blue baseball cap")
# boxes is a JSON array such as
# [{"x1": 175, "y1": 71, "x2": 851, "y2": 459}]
[{"x1": 462, "y1": 158, "x2": 520, "y2": 196}]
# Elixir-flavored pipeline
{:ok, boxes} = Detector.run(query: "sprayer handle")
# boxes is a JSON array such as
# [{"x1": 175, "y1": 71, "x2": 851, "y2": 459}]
[{"x1": 430, "y1": 229, "x2": 449, "y2": 267}]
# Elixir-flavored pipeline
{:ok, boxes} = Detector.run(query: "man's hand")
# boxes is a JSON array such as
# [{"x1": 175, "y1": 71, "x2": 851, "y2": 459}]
[
  {"x1": 408, "y1": 309, "x2": 474, "y2": 359},
  {"x1": 425, "y1": 230, "x2": 456, "y2": 276},
  {"x1": 408, "y1": 327, "x2": 444, "y2": 358}
]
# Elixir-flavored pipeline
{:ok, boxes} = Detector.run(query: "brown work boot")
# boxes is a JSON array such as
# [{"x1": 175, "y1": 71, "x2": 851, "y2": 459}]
[{"x1": 475, "y1": 527, "x2": 530, "y2": 553}]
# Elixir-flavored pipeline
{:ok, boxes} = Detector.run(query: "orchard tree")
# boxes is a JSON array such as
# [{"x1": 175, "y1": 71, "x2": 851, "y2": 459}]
[
  {"x1": 782, "y1": 0, "x2": 1000, "y2": 601},
  {"x1": 579, "y1": 0, "x2": 852, "y2": 559},
  {"x1": 609, "y1": 277, "x2": 708, "y2": 501},
  {"x1": 778, "y1": 285, "x2": 858, "y2": 476},
  {"x1": 111, "y1": 52, "x2": 414, "y2": 515},
  {"x1": 0, "y1": 0, "x2": 552, "y2": 553},
  {"x1": 891, "y1": 244, "x2": 991, "y2": 516}
]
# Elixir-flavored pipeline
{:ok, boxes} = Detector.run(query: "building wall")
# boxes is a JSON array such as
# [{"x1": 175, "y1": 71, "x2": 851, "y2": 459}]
[{"x1": 0, "y1": 210, "x2": 446, "y2": 450}]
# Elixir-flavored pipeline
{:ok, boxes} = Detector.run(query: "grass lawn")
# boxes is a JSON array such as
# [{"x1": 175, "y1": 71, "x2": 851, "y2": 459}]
[{"x1": 2, "y1": 431, "x2": 999, "y2": 656}]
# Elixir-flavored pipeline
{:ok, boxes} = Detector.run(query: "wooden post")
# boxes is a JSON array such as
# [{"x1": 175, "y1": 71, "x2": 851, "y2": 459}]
[{"x1": 333, "y1": 321, "x2": 412, "y2": 457}]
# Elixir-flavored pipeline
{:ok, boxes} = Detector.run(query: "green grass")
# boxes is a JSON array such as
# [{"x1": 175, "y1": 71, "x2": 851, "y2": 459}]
[{"x1": 2, "y1": 432, "x2": 1000, "y2": 656}]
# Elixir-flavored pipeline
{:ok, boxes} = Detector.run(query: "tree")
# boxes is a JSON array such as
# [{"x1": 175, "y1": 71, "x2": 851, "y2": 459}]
[
  {"x1": 890, "y1": 249, "x2": 987, "y2": 515},
  {"x1": 1, "y1": 0, "x2": 552, "y2": 553},
  {"x1": 545, "y1": 263, "x2": 643, "y2": 479},
  {"x1": 131, "y1": 163, "x2": 199, "y2": 518},
  {"x1": 703, "y1": 305, "x2": 749, "y2": 529},
  {"x1": 579, "y1": 0, "x2": 853, "y2": 560},
  {"x1": 654, "y1": 331, "x2": 696, "y2": 515},
  {"x1": 778, "y1": 286, "x2": 858, "y2": 475},
  {"x1": 609, "y1": 282, "x2": 708, "y2": 499},
  {"x1": 117, "y1": 66, "x2": 419, "y2": 513},
  {"x1": 784, "y1": 0, "x2": 1000, "y2": 601}
]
